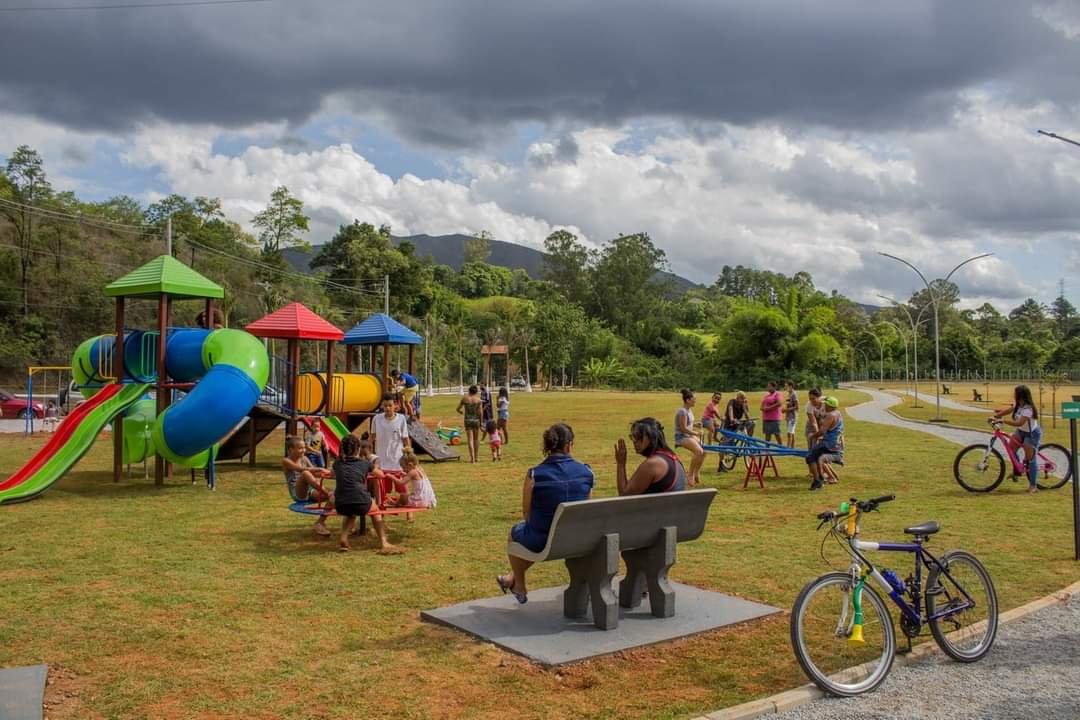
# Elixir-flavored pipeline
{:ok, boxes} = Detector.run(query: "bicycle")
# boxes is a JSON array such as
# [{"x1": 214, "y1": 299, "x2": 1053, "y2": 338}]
[
  {"x1": 953, "y1": 418, "x2": 1073, "y2": 492},
  {"x1": 717, "y1": 418, "x2": 756, "y2": 471},
  {"x1": 790, "y1": 495, "x2": 997, "y2": 697}
]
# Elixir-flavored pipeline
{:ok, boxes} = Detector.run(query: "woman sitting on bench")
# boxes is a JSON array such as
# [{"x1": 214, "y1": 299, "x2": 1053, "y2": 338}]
[
  {"x1": 614, "y1": 417, "x2": 688, "y2": 495},
  {"x1": 496, "y1": 423, "x2": 593, "y2": 604}
]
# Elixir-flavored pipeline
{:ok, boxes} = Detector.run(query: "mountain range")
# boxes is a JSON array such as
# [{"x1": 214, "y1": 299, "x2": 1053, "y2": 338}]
[{"x1": 281, "y1": 233, "x2": 701, "y2": 293}]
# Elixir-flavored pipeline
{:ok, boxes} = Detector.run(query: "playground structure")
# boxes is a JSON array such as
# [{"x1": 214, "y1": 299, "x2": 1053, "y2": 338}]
[
  {"x1": 703, "y1": 428, "x2": 809, "y2": 489},
  {"x1": 22, "y1": 365, "x2": 72, "y2": 434},
  {"x1": 1, "y1": 255, "x2": 270, "y2": 504},
  {"x1": 480, "y1": 344, "x2": 510, "y2": 390}
]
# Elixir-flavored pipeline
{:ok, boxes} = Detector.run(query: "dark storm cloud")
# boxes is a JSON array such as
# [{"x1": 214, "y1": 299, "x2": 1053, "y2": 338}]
[{"x1": 1, "y1": 1, "x2": 1076, "y2": 146}]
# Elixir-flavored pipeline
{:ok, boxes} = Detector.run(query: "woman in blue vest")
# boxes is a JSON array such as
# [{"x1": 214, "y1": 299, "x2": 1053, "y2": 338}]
[{"x1": 497, "y1": 423, "x2": 593, "y2": 604}]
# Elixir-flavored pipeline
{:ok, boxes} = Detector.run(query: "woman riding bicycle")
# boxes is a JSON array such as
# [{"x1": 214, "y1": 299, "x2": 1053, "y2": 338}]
[{"x1": 991, "y1": 385, "x2": 1041, "y2": 494}]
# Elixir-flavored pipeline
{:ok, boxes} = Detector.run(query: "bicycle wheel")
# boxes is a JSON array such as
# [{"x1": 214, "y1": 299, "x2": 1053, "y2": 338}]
[
  {"x1": 927, "y1": 550, "x2": 998, "y2": 662},
  {"x1": 953, "y1": 444, "x2": 1005, "y2": 492},
  {"x1": 719, "y1": 441, "x2": 739, "y2": 471},
  {"x1": 790, "y1": 572, "x2": 896, "y2": 697},
  {"x1": 1035, "y1": 443, "x2": 1073, "y2": 490}
]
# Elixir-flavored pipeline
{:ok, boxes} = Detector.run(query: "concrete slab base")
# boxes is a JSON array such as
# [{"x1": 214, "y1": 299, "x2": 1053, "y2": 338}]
[
  {"x1": 0, "y1": 664, "x2": 47, "y2": 720},
  {"x1": 421, "y1": 581, "x2": 780, "y2": 667}
]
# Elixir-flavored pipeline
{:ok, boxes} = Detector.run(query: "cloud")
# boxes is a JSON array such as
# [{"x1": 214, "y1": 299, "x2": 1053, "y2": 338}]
[{"x1": 2, "y1": 1, "x2": 1079, "y2": 148}]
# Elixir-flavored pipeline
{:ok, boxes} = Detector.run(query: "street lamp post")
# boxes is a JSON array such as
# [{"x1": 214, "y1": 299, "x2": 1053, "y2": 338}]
[
  {"x1": 943, "y1": 347, "x2": 960, "y2": 380},
  {"x1": 881, "y1": 319, "x2": 909, "y2": 388},
  {"x1": 854, "y1": 347, "x2": 871, "y2": 383},
  {"x1": 879, "y1": 253, "x2": 993, "y2": 422},
  {"x1": 879, "y1": 295, "x2": 931, "y2": 408},
  {"x1": 862, "y1": 330, "x2": 885, "y2": 385}
]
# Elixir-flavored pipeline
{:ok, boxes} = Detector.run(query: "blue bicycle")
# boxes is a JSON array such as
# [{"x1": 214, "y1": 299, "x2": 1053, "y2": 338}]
[{"x1": 790, "y1": 495, "x2": 998, "y2": 696}]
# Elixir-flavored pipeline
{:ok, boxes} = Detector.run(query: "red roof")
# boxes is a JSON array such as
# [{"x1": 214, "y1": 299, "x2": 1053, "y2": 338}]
[{"x1": 245, "y1": 303, "x2": 344, "y2": 341}]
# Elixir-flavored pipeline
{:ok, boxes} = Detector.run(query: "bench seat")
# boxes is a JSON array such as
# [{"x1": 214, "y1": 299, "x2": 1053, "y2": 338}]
[{"x1": 508, "y1": 488, "x2": 716, "y2": 630}]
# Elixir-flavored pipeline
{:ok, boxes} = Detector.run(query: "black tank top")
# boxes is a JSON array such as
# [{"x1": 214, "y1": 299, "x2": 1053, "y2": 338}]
[{"x1": 646, "y1": 449, "x2": 687, "y2": 494}]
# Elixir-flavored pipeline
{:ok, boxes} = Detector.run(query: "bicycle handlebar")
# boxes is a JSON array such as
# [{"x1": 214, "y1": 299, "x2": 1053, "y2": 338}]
[{"x1": 814, "y1": 494, "x2": 895, "y2": 526}]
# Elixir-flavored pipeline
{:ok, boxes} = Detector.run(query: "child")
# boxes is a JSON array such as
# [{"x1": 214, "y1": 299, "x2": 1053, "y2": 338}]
[
  {"x1": 304, "y1": 420, "x2": 326, "y2": 468},
  {"x1": 497, "y1": 387, "x2": 510, "y2": 444},
  {"x1": 486, "y1": 420, "x2": 503, "y2": 461},
  {"x1": 282, "y1": 435, "x2": 334, "y2": 536},
  {"x1": 397, "y1": 450, "x2": 437, "y2": 509},
  {"x1": 701, "y1": 392, "x2": 721, "y2": 444},
  {"x1": 334, "y1": 434, "x2": 401, "y2": 554},
  {"x1": 43, "y1": 400, "x2": 59, "y2": 432},
  {"x1": 993, "y1": 385, "x2": 1041, "y2": 493}
]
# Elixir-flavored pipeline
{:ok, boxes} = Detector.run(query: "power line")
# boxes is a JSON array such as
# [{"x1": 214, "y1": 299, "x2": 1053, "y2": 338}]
[
  {"x1": 0, "y1": 0, "x2": 269, "y2": 12},
  {"x1": 0, "y1": 196, "x2": 157, "y2": 236}
]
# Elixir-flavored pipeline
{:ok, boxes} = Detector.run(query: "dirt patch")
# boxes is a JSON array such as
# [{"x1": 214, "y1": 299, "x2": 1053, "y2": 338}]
[{"x1": 42, "y1": 665, "x2": 103, "y2": 720}]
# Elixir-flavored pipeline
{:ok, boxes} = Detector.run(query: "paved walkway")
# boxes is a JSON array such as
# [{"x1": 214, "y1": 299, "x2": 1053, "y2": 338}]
[
  {"x1": 774, "y1": 595, "x2": 1080, "y2": 719},
  {"x1": 844, "y1": 385, "x2": 989, "y2": 447},
  {"x1": 889, "y1": 387, "x2": 984, "y2": 413}
]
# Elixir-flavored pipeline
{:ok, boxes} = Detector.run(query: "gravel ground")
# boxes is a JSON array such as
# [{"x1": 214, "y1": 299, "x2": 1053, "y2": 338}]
[{"x1": 775, "y1": 595, "x2": 1080, "y2": 719}]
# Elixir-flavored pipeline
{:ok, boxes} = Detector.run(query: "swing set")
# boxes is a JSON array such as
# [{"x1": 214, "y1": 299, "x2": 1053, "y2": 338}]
[{"x1": 24, "y1": 365, "x2": 73, "y2": 436}]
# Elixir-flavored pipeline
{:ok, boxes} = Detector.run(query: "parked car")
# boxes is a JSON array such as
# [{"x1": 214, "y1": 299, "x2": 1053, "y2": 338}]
[
  {"x1": 509, "y1": 376, "x2": 529, "y2": 390},
  {"x1": 0, "y1": 389, "x2": 44, "y2": 419},
  {"x1": 59, "y1": 380, "x2": 86, "y2": 412}
]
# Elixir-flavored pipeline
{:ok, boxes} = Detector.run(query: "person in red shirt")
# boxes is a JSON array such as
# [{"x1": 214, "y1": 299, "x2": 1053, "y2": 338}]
[
  {"x1": 701, "y1": 392, "x2": 722, "y2": 444},
  {"x1": 760, "y1": 381, "x2": 784, "y2": 445}
]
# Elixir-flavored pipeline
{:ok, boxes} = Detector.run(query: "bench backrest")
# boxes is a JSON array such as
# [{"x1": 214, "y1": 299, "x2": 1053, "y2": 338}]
[{"x1": 538, "y1": 488, "x2": 717, "y2": 560}]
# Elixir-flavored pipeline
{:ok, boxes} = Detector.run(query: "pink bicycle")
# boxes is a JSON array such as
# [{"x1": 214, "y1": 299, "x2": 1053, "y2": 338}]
[{"x1": 952, "y1": 418, "x2": 1073, "y2": 492}]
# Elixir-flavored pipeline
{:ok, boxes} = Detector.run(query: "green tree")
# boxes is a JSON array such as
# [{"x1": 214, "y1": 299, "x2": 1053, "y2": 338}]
[
  {"x1": 1, "y1": 145, "x2": 52, "y2": 316},
  {"x1": 532, "y1": 299, "x2": 587, "y2": 387},
  {"x1": 253, "y1": 186, "x2": 310, "y2": 256},
  {"x1": 1050, "y1": 283, "x2": 1078, "y2": 340},
  {"x1": 542, "y1": 229, "x2": 593, "y2": 307},
  {"x1": 463, "y1": 230, "x2": 493, "y2": 264},
  {"x1": 457, "y1": 262, "x2": 513, "y2": 298},
  {"x1": 589, "y1": 232, "x2": 668, "y2": 337}
]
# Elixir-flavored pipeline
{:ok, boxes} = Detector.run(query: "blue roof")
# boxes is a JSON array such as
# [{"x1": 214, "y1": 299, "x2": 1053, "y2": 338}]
[{"x1": 343, "y1": 313, "x2": 423, "y2": 346}]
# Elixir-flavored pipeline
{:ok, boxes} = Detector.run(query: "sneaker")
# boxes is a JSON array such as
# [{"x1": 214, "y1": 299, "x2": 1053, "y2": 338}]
[
  {"x1": 313, "y1": 523, "x2": 331, "y2": 536},
  {"x1": 1027, "y1": 486, "x2": 1039, "y2": 494},
  {"x1": 809, "y1": 481, "x2": 823, "y2": 491}
]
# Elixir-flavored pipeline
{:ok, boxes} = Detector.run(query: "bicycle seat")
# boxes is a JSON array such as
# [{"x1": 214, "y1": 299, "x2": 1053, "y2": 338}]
[{"x1": 903, "y1": 521, "x2": 940, "y2": 537}]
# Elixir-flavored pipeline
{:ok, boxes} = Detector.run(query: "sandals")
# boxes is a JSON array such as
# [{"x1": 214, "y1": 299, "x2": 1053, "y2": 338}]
[{"x1": 496, "y1": 575, "x2": 528, "y2": 604}]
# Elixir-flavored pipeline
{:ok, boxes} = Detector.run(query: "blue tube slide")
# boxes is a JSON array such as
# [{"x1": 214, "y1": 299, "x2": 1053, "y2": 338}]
[{"x1": 151, "y1": 328, "x2": 269, "y2": 467}]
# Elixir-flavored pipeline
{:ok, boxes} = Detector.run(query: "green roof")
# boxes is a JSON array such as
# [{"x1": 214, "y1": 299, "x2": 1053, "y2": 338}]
[{"x1": 105, "y1": 255, "x2": 224, "y2": 299}]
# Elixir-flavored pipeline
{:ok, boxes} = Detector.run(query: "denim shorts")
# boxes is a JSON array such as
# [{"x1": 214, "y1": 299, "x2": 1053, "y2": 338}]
[{"x1": 1019, "y1": 427, "x2": 1042, "y2": 448}]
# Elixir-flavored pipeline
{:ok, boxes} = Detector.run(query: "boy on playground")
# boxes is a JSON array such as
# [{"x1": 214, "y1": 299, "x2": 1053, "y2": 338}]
[
  {"x1": 334, "y1": 434, "x2": 400, "y2": 554},
  {"x1": 390, "y1": 369, "x2": 420, "y2": 419},
  {"x1": 371, "y1": 393, "x2": 412, "y2": 498},
  {"x1": 486, "y1": 419, "x2": 503, "y2": 461},
  {"x1": 304, "y1": 420, "x2": 326, "y2": 468},
  {"x1": 283, "y1": 435, "x2": 334, "y2": 536},
  {"x1": 761, "y1": 381, "x2": 784, "y2": 444},
  {"x1": 43, "y1": 400, "x2": 59, "y2": 432}
]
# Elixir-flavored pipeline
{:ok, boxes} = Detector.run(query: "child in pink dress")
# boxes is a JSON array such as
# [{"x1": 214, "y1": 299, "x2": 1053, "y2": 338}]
[
  {"x1": 486, "y1": 420, "x2": 503, "y2": 461},
  {"x1": 398, "y1": 451, "x2": 437, "y2": 508}
]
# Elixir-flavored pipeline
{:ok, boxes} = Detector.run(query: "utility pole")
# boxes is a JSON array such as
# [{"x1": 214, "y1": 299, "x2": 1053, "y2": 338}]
[
  {"x1": 165, "y1": 216, "x2": 172, "y2": 256},
  {"x1": 384, "y1": 274, "x2": 390, "y2": 315}
]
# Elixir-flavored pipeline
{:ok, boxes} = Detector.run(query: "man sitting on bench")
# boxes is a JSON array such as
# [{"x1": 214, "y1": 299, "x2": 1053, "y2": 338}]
[
  {"x1": 942, "y1": 384, "x2": 951, "y2": 395},
  {"x1": 973, "y1": 389, "x2": 983, "y2": 402},
  {"x1": 284, "y1": 435, "x2": 334, "y2": 536}
]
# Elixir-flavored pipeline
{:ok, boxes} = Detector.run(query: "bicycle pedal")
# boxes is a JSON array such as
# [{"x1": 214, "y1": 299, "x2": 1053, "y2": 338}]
[{"x1": 925, "y1": 584, "x2": 946, "y2": 596}]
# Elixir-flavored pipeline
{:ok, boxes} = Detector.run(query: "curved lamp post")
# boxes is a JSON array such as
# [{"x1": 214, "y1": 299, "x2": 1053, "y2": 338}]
[
  {"x1": 861, "y1": 329, "x2": 885, "y2": 385},
  {"x1": 878, "y1": 253, "x2": 993, "y2": 422},
  {"x1": 943, "y1": 347, "x2": 961, "y2": 378},
  {"x1": 880, "y1": 319, "x2": 910, "y2": 388},
  {"x1": 854, "y1": 346, "x2": 871, "y2": 383},
  {"x1": 879, "y1": 295, "x2": 930, "y2": 408}
]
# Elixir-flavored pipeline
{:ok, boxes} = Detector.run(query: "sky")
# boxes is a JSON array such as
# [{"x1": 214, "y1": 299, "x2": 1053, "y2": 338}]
[{"x1": 2, "y1": 0, "x2": 1080, "y2": 311}]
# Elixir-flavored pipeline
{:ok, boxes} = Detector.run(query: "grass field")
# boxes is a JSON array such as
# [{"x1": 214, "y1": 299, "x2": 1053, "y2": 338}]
[{"x1": 1, "y1": 389, "x2": 1078, "y2": 719}]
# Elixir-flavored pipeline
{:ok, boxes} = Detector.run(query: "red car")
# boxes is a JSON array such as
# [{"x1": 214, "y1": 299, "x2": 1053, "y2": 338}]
[{"x1": 0, "y1": 389, "x2": 44, "y2": 419}]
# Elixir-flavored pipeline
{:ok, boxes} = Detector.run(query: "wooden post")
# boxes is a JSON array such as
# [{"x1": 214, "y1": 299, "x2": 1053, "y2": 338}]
[
  {"x1": 369, "y1": 345, "x2": 375, "y2": 374},
  {"x1": 286, "y1": 338, "x2": 298, "y2": 437},
  {"x1": 382, "y1": 342, "x2": 390, "y2": 391},
  {"x1": 408, "y1": 345, "x2": 415, "y2": 376},
  {"x1": 113, "y1": 297, "x2": 125, "y2": 483},
  {"x1": 248, "y1": 412, "x2": 257, "y2": 467},
  {"x1": 154, "y1": 294, "x2": 169, "y2": 485},
  {"x1": 326, "y1": 340, "x2": 336, "y2": 413},
  {"x1": 345, "y1": 344, "x2": 353, "y2": 374},
  {"x1": 205, "y1": 298, "x2": 215, "y2": 329}
]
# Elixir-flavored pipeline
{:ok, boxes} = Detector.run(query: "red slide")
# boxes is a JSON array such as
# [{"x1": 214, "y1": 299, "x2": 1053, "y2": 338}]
[{"x1": 0, "y1": 384, "x2": 122, "y2": 492}]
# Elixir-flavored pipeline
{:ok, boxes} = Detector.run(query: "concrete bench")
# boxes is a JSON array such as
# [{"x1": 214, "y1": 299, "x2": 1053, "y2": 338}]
[{"x1": 507, "y1": 488, "x2": 717, "y2": 630}]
